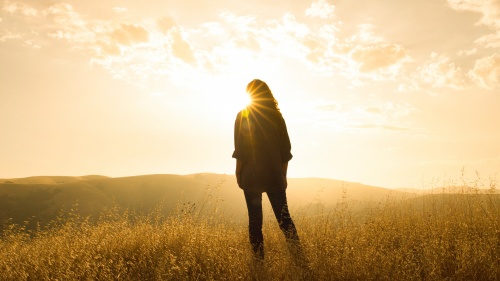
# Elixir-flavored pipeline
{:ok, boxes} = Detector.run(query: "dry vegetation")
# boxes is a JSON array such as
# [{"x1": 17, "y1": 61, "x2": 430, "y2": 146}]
[{"x1": 1, "y1": 183, "x2": 499, "y2": 281}]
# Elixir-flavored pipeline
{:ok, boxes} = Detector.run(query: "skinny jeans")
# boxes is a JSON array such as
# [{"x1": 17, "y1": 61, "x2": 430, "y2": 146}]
[{"x1": 243, "y1": 190, "x2": 300, "y2": 259}]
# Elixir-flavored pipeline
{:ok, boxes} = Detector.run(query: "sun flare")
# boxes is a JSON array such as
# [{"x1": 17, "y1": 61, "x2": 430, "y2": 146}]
[
  {"x1": 237, "y1": 91, "x2": 252, "y2": 110},
  {"x1": 221, "y1": 79, "x2": 252, "y2": 110}
]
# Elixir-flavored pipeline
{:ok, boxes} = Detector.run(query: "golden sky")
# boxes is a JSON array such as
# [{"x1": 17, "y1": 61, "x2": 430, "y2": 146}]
[{"x1": 1, "y1": 0, "x2": 499, "y2": 188}]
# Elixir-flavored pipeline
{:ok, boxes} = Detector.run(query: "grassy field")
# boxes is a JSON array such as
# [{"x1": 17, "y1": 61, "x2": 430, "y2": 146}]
[{"x1": 1, "y1": 186, "x2": 499, "y2": 280}]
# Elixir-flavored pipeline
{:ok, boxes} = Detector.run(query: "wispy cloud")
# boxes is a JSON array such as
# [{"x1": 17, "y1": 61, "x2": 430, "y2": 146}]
[
  {"x1": 111, "y1": 24, "x2": 149, "y2": 46},
  {"x1": 305, "y1": 0, "x2": 335, "y2": 19},
  {"x1": 157, "y1": 17, "x2": 175, "y2": 34},
  {"x1": 112, "y1": 7, "x2": 128, "y2": 14},
  {"x1": 446, "y1": 0, "x2": 500, "y2": 89},
  {"x1": 0, "y1": 30, "x2": 21, "y2": 41},
  {"x1": 352, "y1": 124, "x2": 409, "y2": 131},
  {"x1": 1, "y1": 0, "x2": 498, "y2": 92},
  {"x1": 169, "y1": 27, "x2": 196, "y2": 64},
  {"x1": 347, "y1": 24, "x2": 412, "y2": 80},
  {"x1": 447, "y1": 0, "x2": 500, "y2": 29},
  {"x1": 469, "y1": 53, "x2": 500, "y2": 89},
  {"x1": 351, "y1": 43, "x2": 409, "y2": 73},
  {"x1": 418, "y1": 53, "x2": 468, "y2": 89},
  {"x1": 366, "y1": 107, "x2": 381, "y2": 114},
  {"x1": 301, "y1": 21, "x2": 412, "y2": 83},
  {"x1": 45, "y1": 3, "x2": 97, "y2": 44},
  {"x1": 311, "y1": 100, "x2": 415, "y2": 132},
  {"x1": 3, "y1": 0, "x2": 37, "y2": 16},
  {"x1": 457, "y1": 48, "x2": 478, "y2": 56},
  {"x1": 22, "y1": 39, "x2": 40, "y2": 49},
  {"x1": 475, "y1": 30, "x2": 500, "y2": 48},
  {"x1": 316, "y1": 104, "x2": 339, "y2": 111},
  {"x1": 44, "y1": 3, "x2": 85, "y2": 26}
]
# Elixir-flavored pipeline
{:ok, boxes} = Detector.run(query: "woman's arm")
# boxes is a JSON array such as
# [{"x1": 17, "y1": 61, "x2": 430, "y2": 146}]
[
  {"x1": 236, "y1": 159, "x2": 244, "y2": 186},
  {"x1": 282, "y1": 161, "x2": 288, "y2": 177}
]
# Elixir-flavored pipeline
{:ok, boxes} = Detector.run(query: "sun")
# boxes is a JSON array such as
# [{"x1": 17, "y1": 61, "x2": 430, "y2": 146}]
[
  {"x1": 218, "y1": 78, "x2": 253, "y2": 111},
  {"x1": 236, "y1": 91, "x2": 252, "y2": 110},
  {"x1": 191, "y1": 76, "x2": 254, "y2": 121}
]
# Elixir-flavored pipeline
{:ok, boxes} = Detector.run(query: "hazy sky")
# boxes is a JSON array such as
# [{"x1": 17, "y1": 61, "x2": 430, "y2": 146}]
[{"x1": 1, "y1": 0, "x2": 499, "y2": 188}]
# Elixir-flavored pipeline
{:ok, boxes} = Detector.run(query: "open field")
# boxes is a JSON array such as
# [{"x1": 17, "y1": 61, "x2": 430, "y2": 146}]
[{"x1": 1, "y1": 176, "x2": 499, "y2": 280}]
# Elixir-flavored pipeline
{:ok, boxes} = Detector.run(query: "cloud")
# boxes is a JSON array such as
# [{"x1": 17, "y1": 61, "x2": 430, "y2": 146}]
[
  {"x1": 301, "y1": 23, "x2": 340, "y2": 65},
  {"x1": 350, "y1": 23, "x2": 384, "y2": 44},
  {"x1": 218, "y1": 12, "x2": 264, "y2": 52},
  {"x1": 112, "y1": 7, "x2": 128, "y2": 14},
  {"x1": 0, "y1": 0, "x2": 416, "y2": 87},
  {"x1": 346, "y1": 24, "x2": 412, "y2": 78},
  {"x1": 44, "y1": 3, "x2": 97, "y2": 44},
  {"x1": 457, "y1": 48, "x2": 478, "y2": 56},
  {"x1": 316, "y1": 104, "x2": 338, "y2": 111},
  {"x1": 233, "y1": 33, "x2": 260, "y2": 51},
  {"x1": 377, "y1": 102, "x2": 414, "y2": 119},
  {"x1": 469, "y1": 53, "x2": 500, "y2": 89},
  {"x1": 158, "y1": 17, "x2": 176, "y2": 33},
  {"x1": 169, "y1": 27, "x2": 196, "y2": 64},
  {"x1": 0, "y1": 30, "x2": 22, "y2": 41},
  {"x1": 0, "y1": 2, "x2": 193, "y2": 84},
  {"x1": 448, "y1": 0, "x2": 500, "y2": 49},
  {"x1": 258, "y1": 13, "x2": 309, "y2": 56},
  {"x1": 417, "y1": 53, "x2": 468, "y2": 89},
  {"x1": 95, "y1": 41, "x2": 121, "y2": 56},
  {"x1": 475, "y1": 30, "x2": 500, "y2": 48},
  {"x1": 44, "y1": 3, "x2": 84, "y2": 26},
  {"x1": 22, "y1": 39, "x2": 40, "y2": 49},
  {"x1": 220, "y1": 12, "x2": 257, "y2": 33},
  {"x1": 2, "y1": 0, "x2": 37, "y2": 16},
  {"x1": 312, "y1": 101, "x2": 414, "y2": 132},
  {"x1": 111, "y1": 24, "x2": 149, "y2": 46},
  {"x1": 301, "y1": 22, "x2": 412, "y2": 82},
  {"x1": 200, "y1": 22, "x2": 225, "y2": 36},
  {"x1": 381, "y1": 125, "x2": 409, "y2": 131},
  {"x1": 366, "y1": 107, "x2": 381, "y2": 114},
  {"x1": 447, "y1": 0, "x2": 500, "y2": 28},
  {"x1": 353, "y1": 124, "x2": 409, "y2": 131},
  {"x1": 351, "y1": 43, "x2": 409, "y2": 73},
  {"x1": 305, "y1": 0, "x2": 335, "y2": 19},
  {"x1": 7, "y1": 0, "x2": 484, "y2": 95},
  {"x1": 302, "y1": 36, "x2": 326, "y2": 62}
]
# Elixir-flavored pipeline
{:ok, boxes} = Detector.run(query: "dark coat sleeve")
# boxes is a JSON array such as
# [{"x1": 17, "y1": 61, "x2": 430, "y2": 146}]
[
  {"x1": 279, "y1": 117, "x2": 293, "y2": 163},
  {"x1": 232, "y1": 111, "x2": 245, "y2": 160}
]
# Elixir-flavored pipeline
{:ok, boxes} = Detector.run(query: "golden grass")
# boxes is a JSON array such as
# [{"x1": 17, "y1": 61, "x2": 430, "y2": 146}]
[{"x1": 1, "y1": 187, "x2": 499, "y2": 280}]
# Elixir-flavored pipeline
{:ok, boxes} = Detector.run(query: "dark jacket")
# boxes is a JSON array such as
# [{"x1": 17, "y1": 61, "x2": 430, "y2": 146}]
[{"x1": 232, "y1": 107, "x2": 293, "y2": 193}]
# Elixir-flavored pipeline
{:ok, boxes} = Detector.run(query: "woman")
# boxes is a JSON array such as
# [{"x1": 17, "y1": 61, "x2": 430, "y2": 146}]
[{"x1": 232, "y1": 79, "x2": 303, "y2": 261}]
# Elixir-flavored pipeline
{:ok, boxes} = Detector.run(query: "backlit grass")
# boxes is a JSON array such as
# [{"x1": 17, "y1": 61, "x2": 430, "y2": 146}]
[{"x1": 1, "y1": 185, "x2": 499, "y2": 280}]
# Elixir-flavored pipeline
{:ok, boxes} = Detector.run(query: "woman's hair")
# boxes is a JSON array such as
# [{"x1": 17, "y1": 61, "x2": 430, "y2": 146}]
[{"x1": 246, "y1": 79, "x2": 281, "y2": 114}]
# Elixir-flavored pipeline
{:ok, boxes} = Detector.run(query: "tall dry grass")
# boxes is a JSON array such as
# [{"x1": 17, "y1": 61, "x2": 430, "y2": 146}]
[{"x1": 0, "y1": 183, "x2": 499, "y2": 280}]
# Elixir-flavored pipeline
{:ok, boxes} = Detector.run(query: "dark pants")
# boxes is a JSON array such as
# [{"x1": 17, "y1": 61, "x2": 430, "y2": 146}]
[{"x1": 243, "y1": 191, "x2": 302, "y2": 260}]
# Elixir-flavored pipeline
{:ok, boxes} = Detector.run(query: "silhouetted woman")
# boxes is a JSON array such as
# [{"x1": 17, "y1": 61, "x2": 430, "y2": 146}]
[{"x1": 232, "y1": 79, "x2": 304, "y2": 262}]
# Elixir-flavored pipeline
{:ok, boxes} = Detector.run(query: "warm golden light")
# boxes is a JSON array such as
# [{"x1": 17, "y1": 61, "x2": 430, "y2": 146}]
[{"x1": 0, "y1": 0, "x2": 498, "y2": 189}]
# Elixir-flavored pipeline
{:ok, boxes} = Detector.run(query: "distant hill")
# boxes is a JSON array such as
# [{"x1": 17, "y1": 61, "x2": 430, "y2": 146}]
[
  {"x1": 0, "y1": 173, "x2": 411, "y2": 231},
  {"x1": 0, "y1": 175, "x2": 109, "y2": 185}
]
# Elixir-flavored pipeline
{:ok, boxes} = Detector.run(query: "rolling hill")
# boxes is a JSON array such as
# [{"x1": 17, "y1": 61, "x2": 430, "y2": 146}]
[{"x1": 0, "y1": 173, "x2": 409, "y2": 230}]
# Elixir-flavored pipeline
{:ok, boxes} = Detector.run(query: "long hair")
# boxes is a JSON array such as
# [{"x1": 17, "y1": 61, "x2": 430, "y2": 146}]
[{"x1": 246, "y1": 79, "x2": 281, "y2": 116}]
